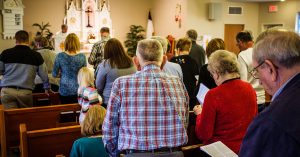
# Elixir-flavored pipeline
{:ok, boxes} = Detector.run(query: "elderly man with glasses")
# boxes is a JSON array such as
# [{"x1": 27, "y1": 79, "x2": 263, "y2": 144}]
[{"x1": 239, "y1": 29, "x2": 300, "y2": 157}]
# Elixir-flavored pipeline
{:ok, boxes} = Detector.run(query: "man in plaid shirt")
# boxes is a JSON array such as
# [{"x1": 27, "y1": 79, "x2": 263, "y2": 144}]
[
  {"x1": 88, "y1": 27, "x2": 110, "y2": 70},
  {"x1": 102, "y1": 39, "x2": 189, "y2": 157}
]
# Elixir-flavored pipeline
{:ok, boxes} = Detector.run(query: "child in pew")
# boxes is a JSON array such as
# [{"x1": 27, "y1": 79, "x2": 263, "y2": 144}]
[
  {"x1": 70, "y1": 105, "x2": 109, "y2": 157},
  {"x1": 77, "y1": 67, "x2": 102, "y2": 124}
]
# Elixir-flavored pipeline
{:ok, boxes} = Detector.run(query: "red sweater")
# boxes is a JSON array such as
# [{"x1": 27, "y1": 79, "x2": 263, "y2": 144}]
[{"x1": 195, "y1": 79, "x2": 257, "y2": 154}]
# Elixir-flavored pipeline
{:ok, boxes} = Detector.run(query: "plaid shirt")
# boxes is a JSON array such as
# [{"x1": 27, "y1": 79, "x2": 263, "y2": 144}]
[
  {"x1": 88, "y1": 38, "x2": 109, "y2": 69},
  {"x1": 102, "y1": 64, "x2": 189, "y2": 157}
]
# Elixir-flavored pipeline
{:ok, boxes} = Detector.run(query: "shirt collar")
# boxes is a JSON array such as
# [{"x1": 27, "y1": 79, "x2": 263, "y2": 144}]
[
  {"x1": 272, "y1": 73, "x2": 299, "y2": 101},
  {"x1": 141, "y1": 64, "x2": 160, "y2": 71}
]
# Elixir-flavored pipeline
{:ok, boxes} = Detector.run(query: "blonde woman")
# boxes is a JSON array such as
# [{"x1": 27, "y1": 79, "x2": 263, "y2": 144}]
[
  {"x1": 52, "y1": 33, "x2": 87, "y2": 104},
  {"x1": 70, "y1": 105, "x2": 109, "y2": 157},
  {"x1": 77, "y1": 67, "x2": 101, "y2": 124}
]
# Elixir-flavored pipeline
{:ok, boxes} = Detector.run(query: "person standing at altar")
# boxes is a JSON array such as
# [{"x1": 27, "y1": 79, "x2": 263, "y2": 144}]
[
  {"x1": 54, "y1": 24, "x2": 69, "y2": 53},
  {"x1": 88, "y1": 27, "x2": 110, "y2": 71}
]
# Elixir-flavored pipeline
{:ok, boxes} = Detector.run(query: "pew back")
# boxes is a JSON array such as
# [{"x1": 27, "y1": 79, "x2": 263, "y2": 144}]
[
  {"x1": 0, "y1": 104, "x2": 81, "y2": 157},
  {"x1": 20, "y1": 124, "x2": 81, "y2": 157},
  {"x1": 32, "y1": 92, "x2": 61, "y2": 106}
]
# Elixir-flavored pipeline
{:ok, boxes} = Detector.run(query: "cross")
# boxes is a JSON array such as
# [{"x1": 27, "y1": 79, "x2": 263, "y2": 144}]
[{"x1": 85, "y1": 7, "x2": 93, "y2": 27}]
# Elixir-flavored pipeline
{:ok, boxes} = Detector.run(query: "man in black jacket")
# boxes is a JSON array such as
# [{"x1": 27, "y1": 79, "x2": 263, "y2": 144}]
[{"x1": 186, "y1": 29, "x2": 205, "y2": 72}]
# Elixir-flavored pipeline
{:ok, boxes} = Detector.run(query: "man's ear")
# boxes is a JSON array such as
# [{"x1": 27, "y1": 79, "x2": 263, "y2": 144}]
[
  {"x1": 160, "y1": 55, "x2": 167, "y2": 70},
  {"x1": 265, "y1": 60, "x2": 278, "y2": 82},
  {"x1": 133, "y1": 56, "x2": 141, "y2": 71}
]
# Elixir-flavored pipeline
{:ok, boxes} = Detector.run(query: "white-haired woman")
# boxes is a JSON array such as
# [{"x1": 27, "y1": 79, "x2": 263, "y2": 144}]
[{"x1": 193, "y1": 50, "x2": 257, "y2": 154}]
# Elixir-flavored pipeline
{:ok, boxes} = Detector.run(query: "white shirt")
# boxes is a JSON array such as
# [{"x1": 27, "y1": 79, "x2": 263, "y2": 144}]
[
  {"x1": 54, "y1": 31, "x2": 68, "y2": 53},
  {"x1": 238, "y1": 48, "x2": 265, "y2": 104}
]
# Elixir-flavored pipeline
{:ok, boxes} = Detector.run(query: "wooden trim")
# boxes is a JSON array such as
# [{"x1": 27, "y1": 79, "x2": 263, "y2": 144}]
[
  {"x1": 181, "y1": 144, "x2": 204, "y2": 151},
  {"x1": 0, "y1": 105, "x2": 7, "y2": 157},
  {"x1": 19, "y1": 124, "x2": 28, "y2": 157},
  {"x1": 2, "y1": 103, "x2": 81, "y2": 155},
  {"x1": 20, "y1": 124, "x2": 82, "y2": 157},
  {"x1": 4, "y1": 103, "x2": 80, "y2": 115},
  {"x1": 27, "y1": 125, "x2": 81, "y2": 138}
]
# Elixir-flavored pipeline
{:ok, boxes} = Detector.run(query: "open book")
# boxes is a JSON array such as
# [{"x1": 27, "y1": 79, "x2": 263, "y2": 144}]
[
  {"x1": 196, "y1": 83, "x2": 209, "y2": 105},
  {"x1": 200, "y1": 141, "x2": 238, "y2": 157}
]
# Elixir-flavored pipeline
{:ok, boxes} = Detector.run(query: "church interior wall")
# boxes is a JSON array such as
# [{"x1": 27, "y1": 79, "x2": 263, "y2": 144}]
[
  {"x1": 184, "y1": 0, "x2": 259, "y2": 40},
  {"x1": 0, "y1": 0, "x2": 299, "y2": 52},
  {"x1": 258, "y1": 0, "x2": 300, "y2": 33}
]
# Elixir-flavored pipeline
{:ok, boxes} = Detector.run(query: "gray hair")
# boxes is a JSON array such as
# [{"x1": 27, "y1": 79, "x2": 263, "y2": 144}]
[
  {"x1": 253, "y1": 29, "x2": 300, "y2": 68},
  {"x1": 208, "y1": 50, "x2": 240, "y2": 76},
  {"x1": 151, "y1": 36, "x2": 168, "y2": 54},
  {"x1": 186, "y1": 29, "x2": 198, "y2": 41},
  {"x1": 136, "y1": 39, "x2": 163, "y2": 63}
]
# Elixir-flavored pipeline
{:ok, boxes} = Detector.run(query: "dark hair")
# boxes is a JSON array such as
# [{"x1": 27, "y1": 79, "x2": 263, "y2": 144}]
[
  {"x1": 15, "y1": 30, "x2": 29, "y2": 43},
  {"x1": 61, "y1": 24, "x2": 68, "y2": 29},
  {"x1": 186, "y1": 29, "x2": 198, "y2": 41},
  {"x1": 206, "y1": 38, "x2": 225, "y2": 58},
  {"x1": 104, "y1": 38, "x2": 132, "y2": 69},
  {"x1": 176, "y1": 38, "x2": 192, "y2": 51},
  {"x1": 100, "y1": 27, "x2": 110, "y2": 33},
  {"x1": 236, "y1": 31, "x2": 253, "y2": 42}
]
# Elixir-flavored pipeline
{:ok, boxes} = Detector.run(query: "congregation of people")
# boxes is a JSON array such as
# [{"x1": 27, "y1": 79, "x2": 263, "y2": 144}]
[{"x1": 1, "y1": 24, "x2": 300, "y2": 157}]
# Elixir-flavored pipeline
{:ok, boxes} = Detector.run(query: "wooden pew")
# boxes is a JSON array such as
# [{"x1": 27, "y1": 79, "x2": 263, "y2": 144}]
[
  {"x1": 20, "y1": 124, "x2": 81, "y2": 157},
  {"x1": 32, "y1": 92, "x2": 61, "y2": 106},
  {"x1": 0, "y1": 104, "x2": 81, "y2": 157}
]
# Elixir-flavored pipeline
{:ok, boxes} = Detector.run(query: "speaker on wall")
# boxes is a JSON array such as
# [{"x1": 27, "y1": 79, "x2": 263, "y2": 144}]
[
  {"x1": 208, "y1": 3, "x2": 221, "y2": 21},
  {"x1": 208, "y1": 3, "x2": 216, "y2": 20}
]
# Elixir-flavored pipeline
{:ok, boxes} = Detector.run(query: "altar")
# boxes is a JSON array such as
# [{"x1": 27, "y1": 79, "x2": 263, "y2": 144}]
[{"x1": 64, "y1": 0, "x2": 112, "y2": 53}]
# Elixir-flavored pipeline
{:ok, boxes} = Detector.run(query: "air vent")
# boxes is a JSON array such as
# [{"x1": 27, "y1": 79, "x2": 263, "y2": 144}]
[{"x1": 228, "y1": 6, "x2": 242, "y2": 15}]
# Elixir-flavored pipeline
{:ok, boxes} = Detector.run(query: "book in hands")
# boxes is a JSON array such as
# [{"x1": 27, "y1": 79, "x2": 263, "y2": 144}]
[
  {"x1": 196, "y1": 83, "x2": 209, "y2": 106},
  {"x1": 200, "y1": 141, "x2": 238, "y2": 157}
]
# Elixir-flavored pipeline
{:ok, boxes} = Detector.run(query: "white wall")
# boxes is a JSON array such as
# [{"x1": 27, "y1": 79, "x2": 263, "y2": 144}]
[
  {"x1": 186, "y1": 0, "x2": 259, "y2": 39},
  {"x1": 258, "y1": 0, "x2": 300, "y2": 33},
  {"x1": 151, "y1": 0, "x2": 188, "y2": 38}
]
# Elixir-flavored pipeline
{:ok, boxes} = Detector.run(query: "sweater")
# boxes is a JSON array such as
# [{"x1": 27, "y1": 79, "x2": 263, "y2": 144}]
[
  {"x1": 70, "y1": 136, "x2": 109, "y2": 157},
  {"x1": 195, "y1": 79, "x2": 257, "y2": 154}
]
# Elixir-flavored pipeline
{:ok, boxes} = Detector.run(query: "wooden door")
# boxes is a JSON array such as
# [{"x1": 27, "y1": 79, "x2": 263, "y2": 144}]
[{"x1": 224, "y1": 24, "x2": 244, "y2": 55}]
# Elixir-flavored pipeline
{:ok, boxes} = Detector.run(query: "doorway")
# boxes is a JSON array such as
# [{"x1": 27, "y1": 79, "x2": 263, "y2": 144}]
[{"x1": 224, "y1": 24, "x2": 244, "y2": 55}]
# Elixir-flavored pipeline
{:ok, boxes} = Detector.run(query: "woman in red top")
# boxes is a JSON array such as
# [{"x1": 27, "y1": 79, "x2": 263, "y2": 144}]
[{"x1": 194, "y1": 50, "x2": 257, "y2": 154}]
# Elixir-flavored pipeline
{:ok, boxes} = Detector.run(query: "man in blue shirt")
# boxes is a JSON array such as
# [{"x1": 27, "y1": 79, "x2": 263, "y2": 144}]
[{"x1": 239, "y1": 29, "x2": 300, "y2": 156}]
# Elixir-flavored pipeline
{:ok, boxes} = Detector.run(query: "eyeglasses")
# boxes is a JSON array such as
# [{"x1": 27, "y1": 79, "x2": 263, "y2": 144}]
[{"x1": 249, "y1": 61, "x2": 265, "y2": 79}]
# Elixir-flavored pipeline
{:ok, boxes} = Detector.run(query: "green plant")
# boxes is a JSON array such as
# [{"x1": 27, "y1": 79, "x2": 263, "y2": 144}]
[
  {"x1": 124, "y1": 25, "x2": 145, "y2": 57},
  {"x1": 32, "y1": 22, "x2": 54, "y2": 50},
  {"x1": 32, "y1": 22, "x2": 53, "y2": 39}
]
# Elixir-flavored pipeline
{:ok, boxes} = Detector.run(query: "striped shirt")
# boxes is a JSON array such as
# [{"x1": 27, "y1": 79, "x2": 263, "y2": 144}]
[
  {"x1": 102, "y1": 64, "x2": 189, "y2": 157},
  {"x1": 78, "y1": 86, "x2": 100, "y2": 124}
]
